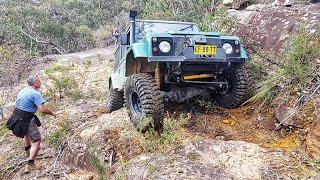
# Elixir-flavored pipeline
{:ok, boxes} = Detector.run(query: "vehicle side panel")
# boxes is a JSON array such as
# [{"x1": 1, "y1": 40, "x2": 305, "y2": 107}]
[{"x1": 132, "y1": 43, "x2": 148, "y2": 58}]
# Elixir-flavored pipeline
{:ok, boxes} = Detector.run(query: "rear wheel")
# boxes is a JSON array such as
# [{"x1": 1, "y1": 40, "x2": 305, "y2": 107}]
[
  {"x1": 124, "y1": 73, "x2": 164, "y2": 131},
  {"x1": 106, "y1": 83, "x2": 124, "y2": 113},
  {"x1": 213, "y1": 63, "x2": 250, "y2": 108}
]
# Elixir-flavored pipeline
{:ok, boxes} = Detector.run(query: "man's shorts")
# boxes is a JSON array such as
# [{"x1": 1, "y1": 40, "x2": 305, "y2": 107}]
[{"x1": 27, "y1": 118, "x2": 41, "y2": 142}]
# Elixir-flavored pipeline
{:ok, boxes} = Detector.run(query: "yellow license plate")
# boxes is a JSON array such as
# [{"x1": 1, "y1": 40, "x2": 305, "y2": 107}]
[{"x1": 194, "y1": 45, "x2": 217, "y2": 55}]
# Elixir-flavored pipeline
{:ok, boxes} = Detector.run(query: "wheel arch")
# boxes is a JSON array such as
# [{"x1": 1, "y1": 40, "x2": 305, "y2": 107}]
[{"x1": 125, "y1": 50, "x2": 156, "y2": 76}]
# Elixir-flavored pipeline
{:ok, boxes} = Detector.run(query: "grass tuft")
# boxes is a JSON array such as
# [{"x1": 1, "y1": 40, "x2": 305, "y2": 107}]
[{"x1": 86, "y1": 142, "x2": 108, "y2": 180}]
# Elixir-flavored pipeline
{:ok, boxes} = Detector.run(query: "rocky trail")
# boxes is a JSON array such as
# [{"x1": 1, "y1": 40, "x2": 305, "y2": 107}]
[{"x1": 0, "y1": 44, "x2": 318, "y2": 179}]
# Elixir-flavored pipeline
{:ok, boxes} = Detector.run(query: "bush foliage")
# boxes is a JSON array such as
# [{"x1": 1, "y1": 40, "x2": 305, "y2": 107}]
[
  {"x1": 0, "y1": 0, "x2": 233, "y2": 58},
  {"x1": 247, "y1": 29, "x2": 320, "y2": 106}
]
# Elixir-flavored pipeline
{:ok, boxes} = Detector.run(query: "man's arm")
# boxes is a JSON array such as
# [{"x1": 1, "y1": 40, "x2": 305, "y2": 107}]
[
  {"x1": 38, "y1": 104, "x2": 56, "y2": 117},
  {"x1": 32, "y1": 91, "x2": 56, "y2": 117}
]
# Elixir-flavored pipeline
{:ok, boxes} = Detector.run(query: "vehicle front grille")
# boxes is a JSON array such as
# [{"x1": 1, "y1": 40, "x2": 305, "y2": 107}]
[{"x1": 173, "y1": 37, "x2": 222, "y2": 57}]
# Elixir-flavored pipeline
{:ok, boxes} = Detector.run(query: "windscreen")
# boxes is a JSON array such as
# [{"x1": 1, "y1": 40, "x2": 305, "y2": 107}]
[{"x1": 135, "y1": 21, "x2": 199, "y2": 39}]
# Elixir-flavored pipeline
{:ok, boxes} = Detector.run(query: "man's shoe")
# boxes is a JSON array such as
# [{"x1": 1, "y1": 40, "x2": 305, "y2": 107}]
[{"x1": 24, "y1": 163, "x2": 40, "y2": 173}]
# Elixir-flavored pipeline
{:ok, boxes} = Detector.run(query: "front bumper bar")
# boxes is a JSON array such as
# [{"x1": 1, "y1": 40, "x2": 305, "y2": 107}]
[{"x1": 148, "y1": 56, "x2": 245, "y2": 63}]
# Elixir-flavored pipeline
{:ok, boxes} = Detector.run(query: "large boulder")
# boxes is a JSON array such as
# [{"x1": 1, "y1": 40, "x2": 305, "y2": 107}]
[
  {"x1": 114, "y1": 140, "x2": 287, "y2": 179},
  {"x1": 229, "y1": 4, "x2": 320, "y2": 56},
  {"x1": 274, "y1": 105, "x2": 303, "y2": 128}
]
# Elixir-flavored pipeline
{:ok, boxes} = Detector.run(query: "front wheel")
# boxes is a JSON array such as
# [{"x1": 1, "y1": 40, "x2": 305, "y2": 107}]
[
  {"x1": 212, "y1": 64, "x2": 250, "y2": 108},
  {"x1": 124, "y1": 73, "x2": 164, "y2": 131}
]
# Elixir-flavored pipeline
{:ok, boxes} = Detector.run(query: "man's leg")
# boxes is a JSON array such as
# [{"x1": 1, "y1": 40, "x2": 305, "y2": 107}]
[
  {"x1": 25, "y1": 120, "x2": 41, "y2": 173},
  {"x1": 25, "y1": 140, "x2": 41, "y2": 173},
  {"x1": 23, "y1": 136, "x2": 31, "y2": 157},
  {"x1": 29, "y1": 140, "x2": 41, "y2": 160}
]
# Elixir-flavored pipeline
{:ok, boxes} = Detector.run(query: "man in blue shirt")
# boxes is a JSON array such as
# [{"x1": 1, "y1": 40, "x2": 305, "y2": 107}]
[{"x1": 10, "y1": 74, "x2": 56, "y2": 173}]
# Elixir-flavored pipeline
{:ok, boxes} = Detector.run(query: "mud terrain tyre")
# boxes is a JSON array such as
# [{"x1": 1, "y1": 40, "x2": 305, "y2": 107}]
[
  {"x1": 106, "y1": 84, "x2": 124, "y2": 113},
  {"x1": 213, "y1": 63, "x2": 250, "y2": 108},
  {"x1": 124, "y1": 73, "x2": 164, "y2": 131}
]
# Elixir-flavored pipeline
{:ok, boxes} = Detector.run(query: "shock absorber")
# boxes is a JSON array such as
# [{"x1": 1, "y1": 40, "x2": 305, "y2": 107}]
[{"x1": 155, "y1": 62, "x2": 161, "y2": 88}]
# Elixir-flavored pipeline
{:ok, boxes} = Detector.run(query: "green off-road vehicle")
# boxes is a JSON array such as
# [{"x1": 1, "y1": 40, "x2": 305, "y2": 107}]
[{"x1": 106, "y1": 11, "x2": 250, "y2": 131}]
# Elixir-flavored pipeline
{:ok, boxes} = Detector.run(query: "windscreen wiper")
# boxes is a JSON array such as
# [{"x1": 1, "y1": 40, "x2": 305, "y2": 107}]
[{"x1": 178, "y1": 25, "x2": 193, "y2": 31}]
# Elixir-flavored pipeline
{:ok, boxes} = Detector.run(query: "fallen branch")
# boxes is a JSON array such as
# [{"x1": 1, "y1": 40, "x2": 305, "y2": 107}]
[
  {"x1": 37, "y1": 141, "x2": 69, "y2": 178},
  {"x1": 36, "y1": 149, "x2": 65, "y2": 178},
  {"x1": 20, "y1": 29, "x2": 67, "y2": 54},
  {"x1": 63, "y1": 171, "x2": 71, "y2": 180},
  {"x1": 53, "y1": 145, "x2": 63, "y2": 169},
  {"x1": 265, "y1": 57, "x2": 281, "y2": 66},
  {"x1": 109, "y1": 147, "x2": 115, "y2": 172},
  {"x1": 272, "y1": 73, "x2": 320, "y2": 134}
]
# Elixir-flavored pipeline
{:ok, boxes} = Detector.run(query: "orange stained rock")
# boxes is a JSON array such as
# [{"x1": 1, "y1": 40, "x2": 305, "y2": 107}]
[
  {"x1": 222, "y1": 120, "x2": 231, "y2": 124},
  {"x1": 268, "y1": 134, "x2": 298, "y2": 151},
  {"x1": 230, "y1": 121, "x2": 236, "y2": 126}
]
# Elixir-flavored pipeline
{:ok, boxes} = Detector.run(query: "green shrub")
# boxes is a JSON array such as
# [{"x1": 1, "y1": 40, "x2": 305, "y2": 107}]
[
  {"x1": 143, "y1": 1, "x2": 235, "y2": 34},
  {"x1": 0, "y1": 0, "x2": 127, "y2": 55},
  {"x1": 45, "y1": 64, "x2": 74, "y2": 74},
  {"x1": 143, "y1": 0, "x2": 211, "y2": 24},
  {"x1": 202, "y1": 7, "x2": 237, "y2": 33},
  {"x1": 49, "y1": 75, "x2": 77, "y2": 99},
  {"x1": 45, "y1": 65, "x2": 78, "y2": 100},
  {"x1": 1, "y1": 0, "x2": 233, "y2": 59},
  {"x1": 281, "y1": 30, "x2": 319, "y2": 89},
  {"x1": 68, "y1": 89, "x2": 85, "y2": 102},
  {"x1": 120, "y1": 114, "x2": 189, "y2": 155},
  {"x1": 0, "y1": 45, "x2": 14, "y2": 61},
  {"x1": 248, "y1": 70, "x2": 284, "y2": 105}
]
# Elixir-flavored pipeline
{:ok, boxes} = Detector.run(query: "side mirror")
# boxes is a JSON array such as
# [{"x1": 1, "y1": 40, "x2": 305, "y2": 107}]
[
  {"x1": 119, "y1": 34, "x2": 128, "y2": 45},
  {"x1": 130, "y1": 10, "x2": 138, "y2": 18}
]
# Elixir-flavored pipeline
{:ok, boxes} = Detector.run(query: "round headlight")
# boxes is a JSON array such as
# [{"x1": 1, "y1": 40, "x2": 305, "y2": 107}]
[
  {"x1": 222, "y1": 43, "x2": 233, "y2": 54},
  {"x1": 159, "y1": 41, "x2": 171, "y2": 53}
]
